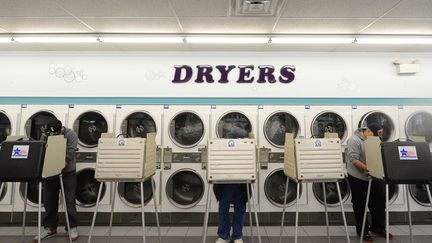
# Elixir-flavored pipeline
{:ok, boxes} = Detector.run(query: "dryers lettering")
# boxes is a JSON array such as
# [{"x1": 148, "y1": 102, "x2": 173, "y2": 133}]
[{"x1": 171, "y1": 65, "x2": 295, "y2": 84}]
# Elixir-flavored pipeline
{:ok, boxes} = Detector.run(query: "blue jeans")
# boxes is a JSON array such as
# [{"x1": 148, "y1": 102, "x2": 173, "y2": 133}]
[{"x1": 217, "y1": 184, "x2": 246, "y2": 241}]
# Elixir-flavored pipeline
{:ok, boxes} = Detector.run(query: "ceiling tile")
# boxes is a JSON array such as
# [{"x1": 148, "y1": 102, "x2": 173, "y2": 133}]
[
  {"x1": 81, "y1": 18, "x2": 181, "y2": 33},
  {"x1": 274, "y1": 19, "x2": 373, "y2": 34},
  {"x1": 0, "y1": 17, "x2": 92, "y2": 33},
  {"x1": 281, "y1": 0, "x2": 401, "y2": 18},
  {"x1": 386, "y1": 0, "x2": 432, "y2": 18},
  {"x1": 181, "y1": 17, "x2": 275, "y2": 33},
  {"x1": 55, "y1": 0, "x2": 173, "y2": 17},
  {"x1": 171, "y1": 0, "x2": 228, "y2": 17},
  {"x1": 0, "y1": 0, "x2": 69, "y2": 17},
  {"x1": 362, "y1": 19, "x2": 432, "y2": 34}
]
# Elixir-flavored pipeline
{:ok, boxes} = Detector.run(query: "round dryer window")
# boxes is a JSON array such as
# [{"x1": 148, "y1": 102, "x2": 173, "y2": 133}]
[
  {"x1": 118, "y1": 180, "x2": 154, "y2": 207},
  {"x1": 264, "y1": 169, "x2": 302, "y2": 207},
  {"x1": 409, "y1": 183, "x2": 432, "y2": 207},
  {"x1": 264, "y1": 112, "x2": 300, "y2": 147},
  {"x1": 0, "y1": 182, "x2": 7, "y2": 201},
  {"x1": 311, "y1": 112, "x2": 347, "y2": 141},
  {"x1": 73, "y1": 111, "x2": 108, "y2": 147},
  {"x1": 25, "y1": 111, "x2": 58, "y2": 140},
  {"x1": 359, "y1": 111, "x2": 394, "y2": 141},
  {"x1": 169, "y1": 112, "x2": 204, "y2": 147},
  {"x1": 312, "y1": 180, "x2": 349, "y2": 206},
  {"x1": 217, "y1": 112, "x2": 252, "y2": 138},
  {"x1": 20, "y1": 181, "x2": 44, "y2": 206},
  {"x1": 0, "y1": 112, "x2": 11, "y2": 143},
  {"x1": 76, "y1": 169, "x2": 106, "y2": 207},
  {"x1": 122, "y1": 112, "x2": 156, "y2": 138},
  {"x1": 405, "y1": 111, "x2": 432, "y2": 143},
  {"x1": 166, "y1": 170, "x2": 204, "y2": 208},
  {"x1": 387, "y1": 183, "x2": 399, "y2": 205}
]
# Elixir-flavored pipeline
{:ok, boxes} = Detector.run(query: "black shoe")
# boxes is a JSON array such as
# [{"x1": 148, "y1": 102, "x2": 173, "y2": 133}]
[
  {"x1": 357, "y1": 233, "x2": 373, "y2": 243},
  {"x1": 370, "y1": 228, "x2": 394, "y2": 240}
]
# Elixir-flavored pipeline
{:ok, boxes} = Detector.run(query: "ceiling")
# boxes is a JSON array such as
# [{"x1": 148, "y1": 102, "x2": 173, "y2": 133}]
[{"x1": 0, "y1": 0, "x2": 431, "y2": 51}]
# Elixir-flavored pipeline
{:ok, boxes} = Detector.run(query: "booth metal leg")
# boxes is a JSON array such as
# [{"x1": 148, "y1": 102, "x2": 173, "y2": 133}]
[
  {"x1": 250, "y1": 183, "x2": 262, "y2": 243},
  {"x1": 140, "y1": 182, "x2": 146, "y2": 243},
  {"x1": 108, "y1": 182, "x2": 117, "y2": 243},
  {"x1": 322, "y1": 183, "x2": 330, "y2": 243},
  {"x1": 87, "y1": 180, "x2": 104, "y2": 243},
  {"x1": 279, "y1": 176, "x2": 290, "y2": 243},
  {"x1": 59, "y1": 174, "x2": 72, "y2": 243},
  {"x1": 360, "y1": 178, "x2": 372, "y2": 243},
  {"x1": 151, "y1": 178, "x2": 162, "y2": 243},
  {"x1": 246, "y1": 184, "x2": 255, "y2": 243},
  {"x1": 21, "y1": 182, "x2": 28, "y2": 243},
  {"x1": 405, "y1": 184, "x2": 413, "y2": 243},
  {"x1": 385, "y1": 184, "x2": 390, "y2": 243},
  {"x1": 202, "y1": 183, "x2": 212, "y2": 243},
  {"x1": 294, "y1": 182, "x2": 300, "y2": 243},
  {"x1": 38, "y1": 181, "x2": 42, "y2": 243},
  {"x1": 426, "y1": 184, "x2": 432, "y2": 212},
  {"x1": 336, "y1": 181, "x2": 350, "y2": 243}
]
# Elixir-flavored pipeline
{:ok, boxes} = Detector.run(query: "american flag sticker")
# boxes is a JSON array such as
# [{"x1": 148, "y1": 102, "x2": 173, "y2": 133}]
[
  {"x1": 11, "y1": 145, "x2": 30, "y2": 159},
  {"x1": 398, "y1": 146, "x2": 418, "y2": 160}
]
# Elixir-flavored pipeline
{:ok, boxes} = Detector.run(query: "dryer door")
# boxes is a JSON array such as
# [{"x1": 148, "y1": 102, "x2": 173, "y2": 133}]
[
  {"x1": 311, "y1": 112, "x2": 347, "y2": 141},
  {"x1": 312, "y1": 180, "x2": 349, "y2": 207},
  {"x1": 25, "y1": 111, "x2": 57, "y2": 140},
  {"x1": 359, "y1": 111, "x2": 395, "y2": 142},
  {"x1": 264, "y1": 169, "x2": 302, "y2": 207},
  {"x1": 264, "y1": 112, "x2": 300, "y2": 148},
  {"x1": 409, "y1": 183, "x2": 432, "y2": 207},
  {"x1": 118, "y1": 180, "x2": 153, "y2": 207},
  {"x1": 166, "y1": 169, "x2": 204, "y2": 208},
  {"x1": 76, "y1": 168, "x2": 106, "y2": 207},
  {"x1": 19, "y1": 181, "x2": 44, "y2": 206},
  {"x1": 169, "y1": 112, "x2": 204, "y2": 148},
  {"x1": 0, "y1": 182, "x2": 7, "y2": 201},
  {"x1": 405, "y1": 111, "x2": 432, "y2": 144},
  {"x1": 0, "y1": 112, "x2": 11, "y2": 143},
  {"x1": 121, "y1": 112, "x2": 156, "y2": 138},
  {"x1": 217, "y1": 112, "x2": 251, "y2": 138},
  {"x1": 74, "y1": 112, "x2": 108, "y2": 148}
]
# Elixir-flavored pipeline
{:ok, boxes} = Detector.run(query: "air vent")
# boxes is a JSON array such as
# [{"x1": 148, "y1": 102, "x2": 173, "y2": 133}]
[{"x1": 231, "y1": 0, "x2": 283, "y2": 17}]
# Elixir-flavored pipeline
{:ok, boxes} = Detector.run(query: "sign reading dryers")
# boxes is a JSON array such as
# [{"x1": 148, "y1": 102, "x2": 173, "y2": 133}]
[
  {"x1": 11, "y1": 145, "x2": 30, "y2": 159},
  {"x1": 398, "y1": 146, "x2": 418, "y2": 160},
  {"x1": 172, "y1": 65, "x2": 296, "y2": 83}
]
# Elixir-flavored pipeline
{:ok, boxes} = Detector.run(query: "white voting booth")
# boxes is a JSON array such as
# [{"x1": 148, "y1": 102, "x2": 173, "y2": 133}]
[
  {"x1": 280, "y1": 133, "x2": 350, "y2": 243},
  {"x1": 0, "y1": 135, "x2": 72, "y2": 243},
  {"x1": 202, "y1": 138, "x2": 261, "y2": 243},
  {"x1": 362, "y1": 136, "x2": 432, "y2": 243},
  {"x1": 87, "y1": 133, "x2": 161, "y2": 243}
]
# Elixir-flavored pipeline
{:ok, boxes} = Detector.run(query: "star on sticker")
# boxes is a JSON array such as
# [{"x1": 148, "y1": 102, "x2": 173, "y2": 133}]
[
  {"x1": 13, "y1": 148, "x2": 21, "y2": 155},
  {"x1": 400, "y1": 149, "x2": 408, "y2": 156}
]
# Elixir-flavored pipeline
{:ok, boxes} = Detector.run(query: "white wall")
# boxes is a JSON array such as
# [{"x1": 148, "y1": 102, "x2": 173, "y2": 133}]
[{"x1": 0, "y1": 52, "x2": 431, "y2": 98}]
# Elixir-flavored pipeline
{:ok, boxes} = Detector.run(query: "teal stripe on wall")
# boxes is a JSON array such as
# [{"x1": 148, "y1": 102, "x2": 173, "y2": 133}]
[{"x1": 0, "y1": 97, "x2": 431, "y2": 105}]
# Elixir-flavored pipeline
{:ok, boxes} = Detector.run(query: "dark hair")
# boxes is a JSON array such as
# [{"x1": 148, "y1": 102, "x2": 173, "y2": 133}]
[
  {"x1": 367, "y1": 122, "x2": 383, "y2": 136},
  {"x1": 47, "y1": 119, "x2": 63, "y2": 134}
]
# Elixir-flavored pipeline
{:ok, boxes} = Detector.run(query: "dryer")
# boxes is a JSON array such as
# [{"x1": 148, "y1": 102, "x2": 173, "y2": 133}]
[
  {"x1": 257, "y1": 105, "x2": 308, "y2": 212},
  {"x1": 407, "y1": 183, "x2": 432, "y2": 211},
  {"x1": 351, "y1": 105, "x2": 400, "y2": 142},
  {"x1": 161, "y1": 105, "x2": 210, "y2": 212},
  {"x1": 306, "y1": 179, "x2": 351, "y2": 212},
  {"x1": 68, "y1": 104, "x2": 115, "y2": 212},
  {"x1": 0, "y1": 104, "x2": 21, "y2": 212},
  {"x1": 113, "y1": 105, "x2": 163, "y2": 212}
]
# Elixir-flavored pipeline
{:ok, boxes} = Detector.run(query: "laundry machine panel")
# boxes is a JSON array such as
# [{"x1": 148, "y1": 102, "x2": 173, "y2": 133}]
[
  {"x1": 210, "y1": 105, "x2": 258, "y2": 140},
  {"x1": 398, "y1": 106, "x2": 432, "y2": 145},
  {"x1": 13, "y1": 181, "x2": 48, "y2": 212},
  {"x1": 307, "y1": 180, "x2": 351, "y2": 212},
  {"x1": 19, "y1": 105, "x2": 69, "y2": 140},
  {"x1": 352, "y1": 106, "x2": 400, "y2": 142},
  {"x1": 305, "y1": 106, "x2": 352, "y2": 146}
]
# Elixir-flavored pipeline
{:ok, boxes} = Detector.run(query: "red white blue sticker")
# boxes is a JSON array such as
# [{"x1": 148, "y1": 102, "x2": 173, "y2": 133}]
[
  {"x1": 398, "y1": 146, "x2": 418, "y2": 160},
  {"x1": 11, "y1": 145, "x2": 30, "y2": 159}
]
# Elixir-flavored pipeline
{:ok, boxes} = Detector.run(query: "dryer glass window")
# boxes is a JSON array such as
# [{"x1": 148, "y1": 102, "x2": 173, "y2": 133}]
[
  {"x1": 76, "y1": 169, "x2": 106, "y2": 207},
  {"x1": 311, "y1": 112, "x2": 346, "y2": 140},
  {"x1": 169, "y1": 112, "x2": 204, "y2": 147},
  {"x1": 118, "y1": 180, "x2": 153, "y2": 207},
  {"x1": 360, "y1": 112, "x2": 394, "y2": 141},
  {"x1": 0, "y1": 112, "x2": 11, "y2": 143},
  {"x1": 264, "y1": 112, "x2": 299, "y2": 147},
  {"x1": 312, "y1": 180, "x2": 349, "y2": 206},
  {"x1": 26, "y1": 111, "x2": 57, "y2": 140},
  {"x1": 217, "y1": 112, "x2": 252, "y2": 138},
  {"x1": 0, "y1": 182, "x2": 7, "y2": 201},
  {"x1": 122, "y1": 112, "x2": 156, "y2": 138},
  {"x1": 405, "y1": 112, "x2": 432, "y2": 143},
  {"x1": 166, "y1": 170, "x2": 204, "y2": 208},
  {"x1": 20, "y1": 181, "x2": 44, "y2": 205},
  {"x1": 75, "y1": 112, "x2": 108, "y2": 147},
  {"x1": 409, "y1": 183, "x2": 432, "y2": 206},
  {"x1": 264, "y1": 169, "x2": 302, "y2": 207}
]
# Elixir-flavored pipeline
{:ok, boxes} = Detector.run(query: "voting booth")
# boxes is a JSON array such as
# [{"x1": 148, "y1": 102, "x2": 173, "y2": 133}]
[
  {"x1": 88, "y1": 133, "x2": 160, "y2": 243},
  {"x1": 362, "y1": 137, "x2": 432, "y2": 243},
  {"x1": 202, "y1": 138, "x2": 261, "y2": 243},
  {"x1": 0, "y1": 135, "x2": 72, "y2": 243},
  {"x1": 280, "y1": 133, "x2": 350, "y2": 243}
]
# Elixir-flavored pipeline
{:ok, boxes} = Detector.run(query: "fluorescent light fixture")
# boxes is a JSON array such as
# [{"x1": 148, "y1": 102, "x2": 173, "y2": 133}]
[
  {"x1": 0, "y1": 37, "x2": 12, "y2": 43},
  {"x1": 356, "y1": 37, "x2": 432, "y2": 45},
  {"x1": 271, "y1": 37, "x2": 354, "y2": 44},
  {"x1": 14, "y1": 36, "x2": 98, "y2": 43},
  {"x1": 187, "y1": 36, "x2": 269, "y2": 44},
  {"x1": 99, "y1": 36, "x2": 184, "y2": 43}
]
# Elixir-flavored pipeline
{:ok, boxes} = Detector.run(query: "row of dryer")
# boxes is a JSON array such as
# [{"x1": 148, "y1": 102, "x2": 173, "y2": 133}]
[{"x1": 0, "y1": 104, "x2": 432, "y2": 217}]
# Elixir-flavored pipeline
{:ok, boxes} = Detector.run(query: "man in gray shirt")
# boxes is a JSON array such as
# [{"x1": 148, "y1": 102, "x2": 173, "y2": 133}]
[{"x1": 34, "y1": 119, "x2": 79, "y2": 242}]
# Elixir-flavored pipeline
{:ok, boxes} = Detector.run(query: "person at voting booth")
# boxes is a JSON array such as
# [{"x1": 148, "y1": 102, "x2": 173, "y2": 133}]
[
  {"x1": 214, "y1": 124, "x2": 249, "y2": 243},
  {"x1": 34, "y1": 119, "x2": 79, "y2": 242},
  {"x1": 346, "y1": 125, "x2": 392, "y2": 242}
]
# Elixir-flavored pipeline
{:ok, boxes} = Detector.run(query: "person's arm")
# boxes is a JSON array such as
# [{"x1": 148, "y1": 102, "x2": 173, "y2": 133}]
[
  {"x1": 353, "y1": 160, "x2": 368, "y2": 172},
  {"x1": 347, "y1": 138, "x2": 368, "y2": 173},
  {"x1": 65, "y1": 129, "x2": 78, "y2": 167}
]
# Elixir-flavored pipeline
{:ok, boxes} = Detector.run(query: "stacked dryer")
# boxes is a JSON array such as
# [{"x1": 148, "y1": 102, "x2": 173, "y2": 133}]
[
  {"x1": 161, "y1": 105, "x2": 210, "y2": 213},
  {"x1": 304, "y1": 105, "x2": 352, "y2": 211},
  {"x1": 113, "y1": 105, "x2": 163, "y2": 213},
  {"x1": 0, "y1": 104, "x2": 21, "y2": 213},
  {"x1": 258, "y1": 105, "x2": 308, "y2": 212},
  {"x1": 399, "y1": 105, "x2": 432, "y2": 212},
  {"x1": 68, "y1": 104, "x2": 115, "y2": 212}
]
